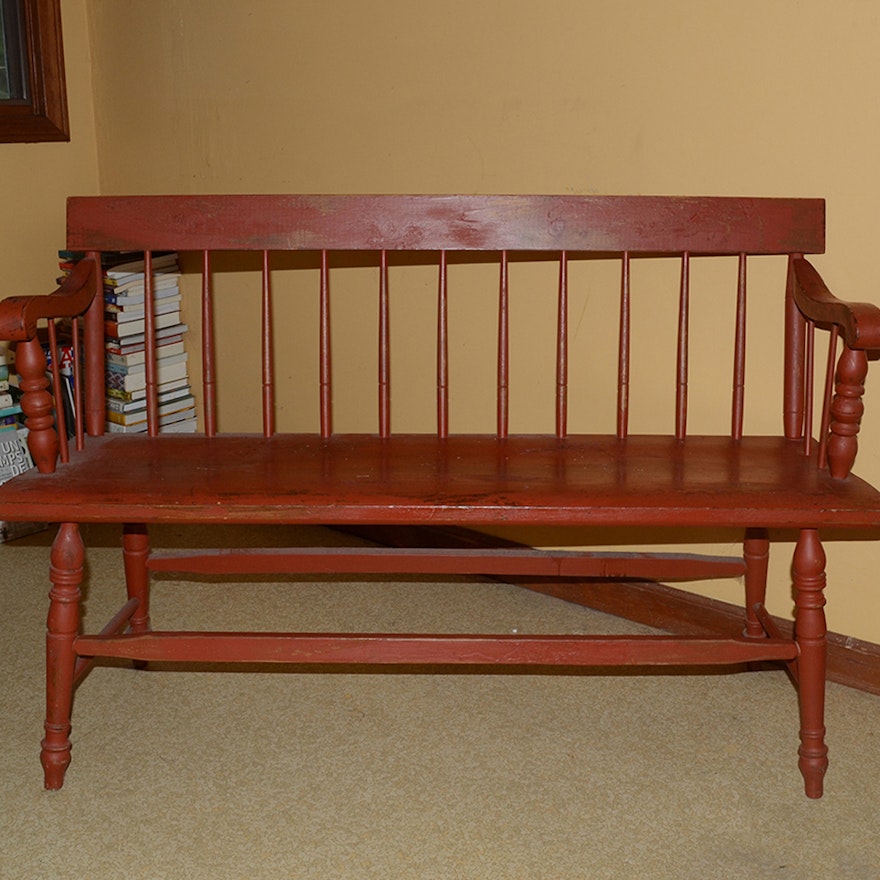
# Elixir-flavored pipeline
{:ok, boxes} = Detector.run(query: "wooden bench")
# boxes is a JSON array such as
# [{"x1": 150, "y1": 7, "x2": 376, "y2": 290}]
[{"x1": 2, "y1": 194, "x2": 880, "y2": 797}]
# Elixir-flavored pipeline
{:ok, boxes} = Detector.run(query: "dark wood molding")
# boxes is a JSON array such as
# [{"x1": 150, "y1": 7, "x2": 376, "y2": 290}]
[
  {"x1": 0, "y1": 0, "x2": 69, "y2": 143},
  {"x1": 338, "y1": 525, "x2": 880, "y2": 696}
]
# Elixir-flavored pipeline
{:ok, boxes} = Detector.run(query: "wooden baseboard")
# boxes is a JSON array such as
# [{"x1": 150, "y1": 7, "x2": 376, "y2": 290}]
[{"x1": 337, "y1": 525, "x2": 880, "y2": 696}]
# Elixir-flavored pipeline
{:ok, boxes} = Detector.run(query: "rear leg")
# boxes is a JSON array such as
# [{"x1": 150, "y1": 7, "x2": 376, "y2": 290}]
[
  {"x1": 123, "y1": 523, "x2": 152, "y2": 668},
  {"x1": 743, "y1": 527, "x2": 770, "y2": 639}
]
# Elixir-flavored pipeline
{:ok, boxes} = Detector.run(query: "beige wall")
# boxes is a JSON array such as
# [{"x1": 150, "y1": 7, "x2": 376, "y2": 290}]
[
  {"x1": 0, "y1": 0, "x2": 99, "y2": 294},
  {"x1": 74, "y1": 0, "x2": 880, "y2": 642}
]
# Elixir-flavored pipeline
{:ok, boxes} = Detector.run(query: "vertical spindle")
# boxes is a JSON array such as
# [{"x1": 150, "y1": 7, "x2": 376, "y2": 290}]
[
  {"x1": 320, "y1": 250, "x2": 332, "y2": 438},
  {"x1": 497, "y1": 251, "x2": 509, "y2": 439},
  {"x1": 437, "y1": 250, "x2": 449, "y2": 438},
  {"x1": 675, "y1": 252, "x2": 690, "y2": 440},
  {"x1": 46, "y1": 321, "x2": 69, "y2": 463},
  {"x1": 556, "y1": 252, "x2": 568, "y2": 439},
  {"x1": 804, "y1": 319, "x2": 816, "y2": 455},
  {"x1": 617, "y1": 252, "x2": 631, "y2": 439},
  {"x1": 784, "y1": 254, "x2": 807, "y2": 440},
  {"x1": 16, "y1": 338, "x2": 57, "y2": 473},
  {"x1": 827, "y1": 345, "x2": 868, "y2": 478},
  {"x1": 261, "y1": 250, "x2": 275, "y2": 438},
  {"x1": 83, "y1": 252, "x2": 106, "y2": 438},
  {"x1": 143, "y1": 251, "x2": 159, "y2": 437},
  {"x1": 201, "y1": 251, "x2": 217, "y2": 437},
  {"x1": 817, "y1": 325, "x2": 839, "y2": 469},
  {"x1": 732, "y1": 253, "x2": 747, "y2": 439},
  {"x1": 378, "y1": 250, "x2": 391, "y2": 438},
  {"x1": 70, "y1": 317, "x2": 84, "y2": 451}
]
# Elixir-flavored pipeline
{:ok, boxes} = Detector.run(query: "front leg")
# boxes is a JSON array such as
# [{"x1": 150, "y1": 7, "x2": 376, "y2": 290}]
[
  {"x1": 41, "y1": 523, "x2": 84, "y2": 790},
  {"x1": 792, "y1": 528, "x2": 828, "y2": 798}
]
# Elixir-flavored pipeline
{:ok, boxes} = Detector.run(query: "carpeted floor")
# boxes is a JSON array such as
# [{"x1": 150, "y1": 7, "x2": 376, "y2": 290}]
[{"x1": 1, "y1": 523, "x2": 879, "y2": 879}]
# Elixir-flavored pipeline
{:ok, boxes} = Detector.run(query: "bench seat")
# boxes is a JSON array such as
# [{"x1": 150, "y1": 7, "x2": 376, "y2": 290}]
[{"x1": 4, "y1": 433, "x2": 880, "y2": 528}]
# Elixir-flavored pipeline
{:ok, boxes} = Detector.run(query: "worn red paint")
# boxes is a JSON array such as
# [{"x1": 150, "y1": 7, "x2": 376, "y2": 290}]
[{"x1": 0, "y1": 194, "x2": 877, "y2": 799}]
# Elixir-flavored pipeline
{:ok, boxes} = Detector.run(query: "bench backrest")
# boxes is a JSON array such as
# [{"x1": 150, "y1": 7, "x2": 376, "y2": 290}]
[{"x1": 57, "y1": 195, "x2": 827, "y2": 449}]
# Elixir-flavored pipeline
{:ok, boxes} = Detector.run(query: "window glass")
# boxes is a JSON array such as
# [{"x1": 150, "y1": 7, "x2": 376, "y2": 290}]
[{"x1": 0, "y1": 0, "x2": 27, "y2": 102}]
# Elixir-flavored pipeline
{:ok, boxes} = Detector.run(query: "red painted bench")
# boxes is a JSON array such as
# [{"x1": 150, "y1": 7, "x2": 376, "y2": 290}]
[{"x1": 2, "y1": 194, "x2": 880, "y2": 796}]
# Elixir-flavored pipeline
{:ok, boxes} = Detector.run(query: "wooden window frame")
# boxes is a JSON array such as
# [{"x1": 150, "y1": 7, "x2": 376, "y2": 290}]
[{"x1": 0, "y1": 0, "x2": 69, "y2": 143}]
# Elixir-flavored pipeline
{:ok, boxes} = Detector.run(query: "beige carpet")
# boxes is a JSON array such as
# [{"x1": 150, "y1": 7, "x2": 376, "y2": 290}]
[{"x1": 1, "y1": 523, "x2": 879, "y2": 880}]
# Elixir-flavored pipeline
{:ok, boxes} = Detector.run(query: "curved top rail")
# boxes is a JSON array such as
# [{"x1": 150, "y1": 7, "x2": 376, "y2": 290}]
[{"x1": 67, "y1": 194, "x2": 825, "y2": 256}]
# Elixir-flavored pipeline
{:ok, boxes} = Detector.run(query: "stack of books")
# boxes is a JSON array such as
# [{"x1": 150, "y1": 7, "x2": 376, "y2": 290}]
[
  {"x1": 0, "y1": 343, "x2": 46, "y2": 542},
  {"x1": 61, "y1": 251, "x2": 198, "y2": 434},
  {"x1": 0, "y1": 344, "x2": 22, "y2": 433}
]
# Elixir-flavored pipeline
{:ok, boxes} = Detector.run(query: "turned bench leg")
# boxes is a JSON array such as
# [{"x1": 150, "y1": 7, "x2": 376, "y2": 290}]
[
  {"x1": 123, "y1": 523, "x2": 152, "y2": 671},
  {"x1": 743, "y1": 527, "x2": 770, "y2": 639},
  {"x1": 123, "y1": 523, "x2": 152, "y2": 636},
  {"x1": 41, "y1": 523, "x2": 84, "y2": 790},
  {"x1": 793, "y1": 528, "x2": 829, "y2": 798}
]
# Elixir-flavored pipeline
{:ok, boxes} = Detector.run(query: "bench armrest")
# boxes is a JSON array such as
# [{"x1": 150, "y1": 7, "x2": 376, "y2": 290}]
[
  {"x1": 792, "y1": 257, "x2": 880, "y2": 350},
  {"x1": 0, "y1": 256, "x2": 100, "y2": 474},
  {"x1": 0, "y1": 256, "x2": 98, "y2": 342},
  {"x1": 792, "y1": 258, "x2": 880, "y2": 479}
]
